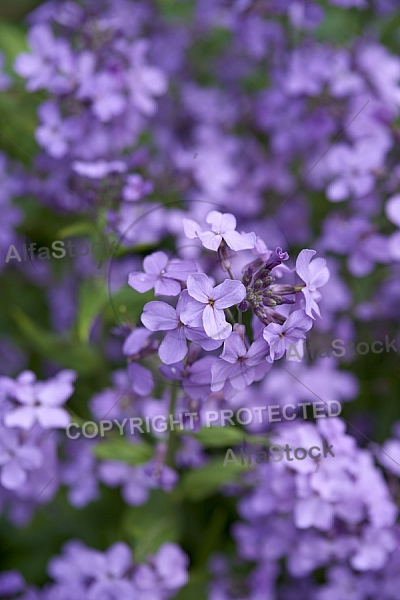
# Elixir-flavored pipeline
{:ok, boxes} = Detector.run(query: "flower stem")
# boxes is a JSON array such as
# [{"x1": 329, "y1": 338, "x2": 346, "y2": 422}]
[{"x1": 166, "y1": 383, "x2": 179, "y2": 467}]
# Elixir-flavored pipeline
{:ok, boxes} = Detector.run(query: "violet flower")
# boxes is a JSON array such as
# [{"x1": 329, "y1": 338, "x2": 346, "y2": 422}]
[
  {"x1": 141, "y1": 291, "x2": 221, "y2": 365},
  {"x1": 0, "y1": 427, "x2": 42, "y2": 490},
  {"x1": 127, "y1": 39, "x2": 168, "y2": 116},
  {"x1": 296, "y1": 249, "x2": 330, "y2": 318},
  {"x1": 84, "y1": 543, "x2": 136, "y2": 600},
  {"x1": 181, "y1": 273, "x2": 246, "y2": 340},
  {"x1": 123, "y1": 328, "x2": 155, "y2": 396},
  {"x1": 183, "y1": 210, "x2": 256, "y2": 251},
  {"x1": 4, "y1": 370, "x2": 76, "y2": 430},
  {"x1": 128, "y1": 251, "x2": 197, "y2": 296},
  {"x1": 211, "y1": 332, "x2": 270, "y2": 391},
  {"x1": 134, "y1": 542, "x2": 189, "y2": 598},
  {"x1": 263, "y1": 310, "x2": 313, "y2": 362}
]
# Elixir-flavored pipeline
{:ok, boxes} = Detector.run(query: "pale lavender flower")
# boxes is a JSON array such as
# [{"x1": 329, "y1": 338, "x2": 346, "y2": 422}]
[
  {"x1": 72, "y1": 160, "x2": 127, "y2": 179},
  {"x1": 99, "y1": 461, "x2": 154, "y2": 506},
  {"x1": 134, "y1": 542, "x2": 189, "y2": 598},
  {"x1": 211, "y1": 331, "x2": 270, "y2": 391},
  {"x1": 181, "y1": 273, "x2": 246, "y2": 340},
  {"x1": 84, "y1": 543, "x2": 135, "y2": 600},
  {"x1": 78, "y1": 72, "x2": 127, "y2": 122},
  {"x1": 296, "y1": 249, "x2": 330, "y2": 318},
  {"x1": 385, "y1": 194, "x2": 400, "y2": 260},
  {"x1": 36, "y1": 101, "x2": 80, "y2": 158},
  {"x1": 126, "y1": 39, "x2": 167, "y2": 116},
  {"x1": 0, "y1": 570, "x2": 25, "y2": 596},
  {"x1": 183, "y1": 210, "x2": 256, "y2": 251},
  {"x1": 123, "y1": 328, "x2": 155, "y2": 396},
  {"x1": 325, "y1": 141, "x2": 383, "y2": 202},
  {"x1": 14, "y1": 24, "x2": 73, "y2": 93},
  {"x1": 128, "y1": 251, "x2": 197, "y2": 296},
  {"x1": 141, "y1": 291, "x2": 221, "y2": 364},
  {"x1": 0, "y1": 427, "x2": 42, "y2": 490},
  {"x1": 4, "y1": 370, "x2": 76, "y2": 430},
  {"x1": 263, "y1": 310, "x2": 312, "y2": 362},
  {"x1": 122, "y1": 174, "x2": 154, "y2": 201}
]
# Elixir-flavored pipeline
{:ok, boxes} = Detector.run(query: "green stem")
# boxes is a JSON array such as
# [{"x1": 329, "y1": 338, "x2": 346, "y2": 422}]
[
  {"x1": 166, "y1": 383, "x2": 179, "y2": 467},
  {"x1": 225, "y1": 307, "x2": 236, "y2": 325}
]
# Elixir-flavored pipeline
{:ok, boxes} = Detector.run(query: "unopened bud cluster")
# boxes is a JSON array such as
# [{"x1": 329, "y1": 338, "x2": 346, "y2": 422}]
[{"x1": 239, "y1": 248, "x2": 304, "y2": 325}]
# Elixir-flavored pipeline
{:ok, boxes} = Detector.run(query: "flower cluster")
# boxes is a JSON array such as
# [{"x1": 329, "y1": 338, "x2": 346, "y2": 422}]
[
  {"x1": 0, "y1": 541, "x2": 188, "y2": 599},
  {"x1": 129, "y1": 211, "x2": 329, "y2": 398},
  {"x1": 0, "y1": 370, "x2": 75, "y2": 522}
]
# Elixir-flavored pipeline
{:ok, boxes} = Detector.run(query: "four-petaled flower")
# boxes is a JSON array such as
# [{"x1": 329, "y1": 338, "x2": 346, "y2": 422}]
[
  {"x1": 211, "y1": 331, "x2": 270, "y2": 391},
  {"x1": 128, "y1": 251, "x2": 197, "y2": 296},
  {"x1": 141, "y1": 291, "x2": 221, "y2": 364},
  {"x1": 183, "y1": 210, "x2": 256, "y2": 251},
  {"x1": 181, "y1": 273, "x2": 246, "y2": 340},
  {"x1": 4, "y1": 370, "x2": 76, "y2": 430},
  {"x1": 263, "y1": 310, "x2": 312, "y2": 362}
]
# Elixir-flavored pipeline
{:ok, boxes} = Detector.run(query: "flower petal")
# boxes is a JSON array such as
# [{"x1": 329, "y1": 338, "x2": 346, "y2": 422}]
[
  {"x1": 128, "y1": 271, "x2": 156, "y2": 293},
  {"x1": 223, "y1": 230, "x2": 256, "y2": 251},
  {"x1": 187, "y1": 273, "x2": 213, "y2": 303},
  {"x1": 183, "y1": 218, "x2": 202, "y2": 239},
  {"x1": 158, "y1": 328, "x2": 188, "y2": 364},
  {"x1": 213, "y1": 280, "x2": 246, "y2": 308},
  {"x1": 143, "y1": 251, "x2": 168, "y2": 275},
  {"x1": 296, "y1": 249, "x2": 316, "y2": 283},
  {"x1": 141, "y1": 301, "x2": 178, "y2": 331},
  {"x1": 198, "y1": 231, "x2": 222, "y2": 251},
  {"x1": 202, "y1": 305, "x2": 231, "y2": 340}
]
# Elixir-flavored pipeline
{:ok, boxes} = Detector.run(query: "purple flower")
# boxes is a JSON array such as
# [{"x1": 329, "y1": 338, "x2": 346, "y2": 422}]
[
  {"x1": 141, "y1": 291, "x2": 221, "y2": 364},
  {"x1": 211, "y1": 331, "x2": 270, "y2": 391},
  {"x1": 128, "y1": 251, "x2": 197, "y2": 296},
  {"x1": 14, "y1": 24, "x2": 73, "y2": 93},
  {"x1": 4, "y1": 370, "x2": 76, "y2": 430},
  {"x1": 134, "y1": 542, "x2": 189, "y2": 598},
  {"x1": 385, "y1": 194, "x2": 400, "y2": 260},
  {"x1": 122, "y1": 328, "x2": 155, "y2": 396},
  {"x1": 325, "y1": 141, "x2": 382, "y2": 202},
  {"x1": 122, "y1": 174, "x2": 154, "y2": 202},
  {"x1": 0, "y1": 570, "x2": 25, "y2": 596},
  {"x1": 183, "y1": 210, "x2": 256, "y2": 251},
  {"x1": 84, "y1": 543, "x2": 135, "y2": 600},
  {"x1": 263, "y1": 310, "x2": 313, "y2": 362},
  {"x1": 0, "y1": 427, "x2": 42, "y2": 490},
  {"x1": 296, "y1": 249, "x2": 330, "y2": 318},
  {"x1": 35, "y1": 101, "x2": 80, "y2": 158},
  {"x1": 99, "y1": 461, "x2": 154, "y2": 506},
  {"x1": 72, "y1": 160, "x2": 127, "y2": 179},
  {"x1": 181, "y1": 273, "x2": 246, "y2": 340},
  {"x1": 78, "y1": 72, "x2": 127, "y2": 122},
  {"x1": 127, "y1": 39, "x2": 167, "y2": 116}
]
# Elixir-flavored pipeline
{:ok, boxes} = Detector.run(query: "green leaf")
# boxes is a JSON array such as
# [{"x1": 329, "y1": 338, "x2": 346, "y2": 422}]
[
  {"x1": 189, "y1": 426, "x2": 267, "y2": 448},
  {"x1": 12, "y1": 308, "x2": 103, "y2": 375},
  {"x1": 76, "y1": 278, "x2": 110, "y2": 343},
  {"x1": 179, "y1": 457, "x2": 246, "y2": 501},
  {"x1": 105, "y1": 287, "x2": 154, "y2": 326},
  {"x1": 122, "y1": 490, "x2": 180, "y2": 561},
  {"x1": 0, "y1": 20, "x2": 29, "y2": 64},
  {"x1": 92, "y1": 439, "x2": 153, "y2": 465},
  {"x1": 57, "y1": 222, "x2": 98, "y2": 239},
  {"x1": 175, "y1": 570, "x2": 207, "y2": 600}
]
